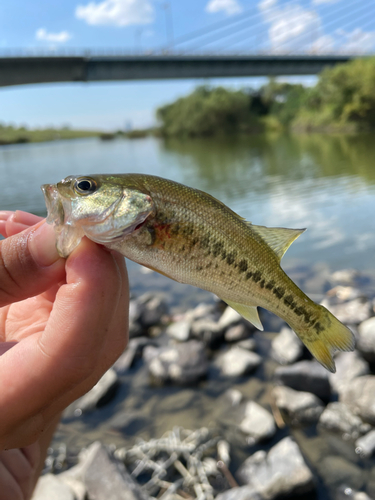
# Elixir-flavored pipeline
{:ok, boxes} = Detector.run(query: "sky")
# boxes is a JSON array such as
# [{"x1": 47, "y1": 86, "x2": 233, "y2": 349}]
[{"x1": 1, "y1": 0, "x2": 375, "y2": 130}]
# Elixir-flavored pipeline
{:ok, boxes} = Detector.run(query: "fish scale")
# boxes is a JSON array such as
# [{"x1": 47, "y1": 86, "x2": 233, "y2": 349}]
[{"x1": 42, "y1": 173, "x2": 355, "y2": 372}]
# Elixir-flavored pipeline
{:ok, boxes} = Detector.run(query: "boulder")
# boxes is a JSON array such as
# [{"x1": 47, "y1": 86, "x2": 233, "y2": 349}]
[
  {"x1": 340, "y1": 376, "x2": 375, "y2": 425},
  {"x1": 166, "y1": 319, "x2": 191, "y2": 342},
  {"x1": 357, "y1": 317, "x2": 375, "y2": 362},
  {"x1": 316, "y1": 455, "x2": 364, "y2": 490},
  {"x1": 80, "y1": 442, "x2": 150, "y2": 500},
  {"x1": 215, "y1": 486, "x2": 261, "y2": 500},
  {"x1": 321, "y1": 297, "x2": 372, "y2": 325},
  {"x1": 113, "y1": 337, "x2": 154, "y2": 374},
  {"x1": 272, "y1": 385, "x2": 324, "y2": 425},
  {"x1": 215, "y1": 347, "x2": 262, "y2": 377},
  {"x1": 318, "y1": 402, "x2": 370, "y2": 438},
  {"x1": 274, "y1": 360, "x2": 331, "y2": 401},
  {"x1": 71, "y1": 369, "x2": 119, "y2": 414},
  {"x1": 271, "y1": 327, "x2": 303, "y2": 365},
  {"x1": 329, "y1": 350, "x2": 369, "y2": 396},
  {"x1": 239, "y1": 401, "x2": 276, "y2": 444},
  {"x1": 31, "y1": 474, "x2": 75, "y2": 500},
  {"x1": 225, "y1": 324, "x2": 251, "y2": 343},
  {"x1": 236, "y1": 436, "x2": 315, "y2": 498},
  {"x1": 136, "y1": 293, "x2": 168, "y2": 328},
  {"x1": 143, "y1": 340, "x2": 208, "y2": 384},
  {"x1": 355, "y1": 430, "x2": 375, "y2": 458}
]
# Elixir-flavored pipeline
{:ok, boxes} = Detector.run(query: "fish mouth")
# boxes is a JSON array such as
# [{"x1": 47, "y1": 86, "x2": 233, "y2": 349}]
[{"x1": 41, "y1": 184, "x2": 65, "y2": 227}]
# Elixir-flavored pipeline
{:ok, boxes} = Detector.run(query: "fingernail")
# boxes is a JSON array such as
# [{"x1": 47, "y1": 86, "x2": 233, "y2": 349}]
[{"x1": 29, "y1": 222, "x2": 61, "y2": 267}]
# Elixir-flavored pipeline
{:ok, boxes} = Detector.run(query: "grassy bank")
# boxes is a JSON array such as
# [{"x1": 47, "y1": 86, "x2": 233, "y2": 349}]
[{"x1": 0, "y1": 125, "x2": 100, "y2": 146}]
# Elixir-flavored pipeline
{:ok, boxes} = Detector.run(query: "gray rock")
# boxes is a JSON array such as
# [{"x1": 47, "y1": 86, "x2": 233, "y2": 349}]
[
  {"x1": 237, "y1": 338, "x2": 257, "y2": 351},
  {"x1": 336, "y1": 487, "x2": 372, "y2": 500},
  {"x1": 58, "y1": 477, "x2": 86, "y2": 500},
  {"x1": 72, "y1": 369, "x2": 119, "y2": 413},
  {"x1": 143, "y1": 340, "x2": 208, "y2": 384},
  {"x1": 331, "y1": 269, "x2": 360, "y2": 286},
  {"x1": 272, "y1": 385, "x2": 324, "y2": 425},
  {"x1": 137, "y1": 293, "x2": 168, "y2": 328},
  {"x1": 318, "y1": 402, "x2": 371, "y2": 438},
  {"x1": 271, "y1": 327, "x2": 303, "y2": 365},
  {"x1": 183, "y1": 302, "x2": 217, "y2": 323},
  {"x1": 274, "y1": 360, "x2": 331, "y2": 401},
  {"x1": 31, "y1": 474, "x2": 75, "y2": 500},
  {"x1": 316, "y1": 456, "x2": 364, "y2": 490},
  {"x1": 190, "y1": 318, "x2": 223, "y2": 346},
  {"x1": 215, "y1": 347, "x2": 261, "y2": 377},
  {"x1": 239, "y1": 401, "x2": 276, "y2": 444},
  {"x1": 221, "y1": 388, "x2": 244, "y2": 407},
  {"x1": 357, "y1": 317, "x2": 375, "y2": 362},
  {"x1": 166, "y1": 319, "x2": 191, "y2": 342},
  {"x1": 215, "y1": 486, "x2": 261, "y2": 500},
  {"x1": 321, "y1": 297, "x2": 372, "y2": 325},
  {"x1": 355, "y1": 430, "x2": 375, "y2": 458},
  {"x1": 225, "y1": 324, "x2": 250, "y2": 343},
  {"x1": 326, "y1": 286, "x2": 365, "y2": 303},
  {"x1": 340, "y1": 375, "x2": 375, "y2": 424},
  {"x1": 236, "y1": 436, "x2": 315, "y2": 498},
  {"x1": 113, "y1": 337, "x2": 154, "y2": 374},
  {"x1": 218, "y1": 306, "x2": 242, "y2": 330},
  {"x1": 81, "y1": 442, "x2": 150, "y2": 500},
  {"x1": 329, "y1": 351, "x2": 369, "y2": 396}
]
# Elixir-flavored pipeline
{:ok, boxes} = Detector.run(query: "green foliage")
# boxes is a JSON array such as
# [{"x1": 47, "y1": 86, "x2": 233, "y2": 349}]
[
  {"x1": 157, "y1": 86, "x2": 265, "y2": 137},
  {"x1": 294, "y1": 57, "x2": 375, "y2": 131}
]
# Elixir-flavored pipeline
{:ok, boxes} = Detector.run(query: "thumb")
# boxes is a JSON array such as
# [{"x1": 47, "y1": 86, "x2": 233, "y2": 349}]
[{"x1": 0, "y1": 221, "x2": 65, "y2": 307}]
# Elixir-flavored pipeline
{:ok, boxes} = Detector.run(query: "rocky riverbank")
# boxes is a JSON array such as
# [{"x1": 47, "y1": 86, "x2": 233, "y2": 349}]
[{"x1": 32, "y1": 266, "x2": 375, "y2": 500}]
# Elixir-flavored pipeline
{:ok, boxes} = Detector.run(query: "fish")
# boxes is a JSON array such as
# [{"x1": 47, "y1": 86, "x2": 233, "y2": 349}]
[{"x1": 41, "y1": 174, "x2": 355, "y2": 372}]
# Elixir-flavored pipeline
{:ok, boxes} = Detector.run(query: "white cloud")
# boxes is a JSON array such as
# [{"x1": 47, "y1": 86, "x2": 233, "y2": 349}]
[
  {"x1": 75, "y1": 0, "x2": 154, "y2": 27},
  {"x1": 36, "y1": 28, "x2": 72, "y2": 43},
  {"x1": 266, "y1": 4, "x2": 321, "y2": 52},
  {"x1": 258, "y1": 0, "x2": 277, "y2": 11},
  {"x1": 310, "y1": 34, "x2": 335, "y2": 53},
  {"x1": 206, "y1": 0, "x2": 243, "y2": 16},
  {"x1": 312, "y1": 0, "x2": 340, "y2": 4},
  {"x1": 341, "y1": 28, "x2": 375, "y2": 54}
]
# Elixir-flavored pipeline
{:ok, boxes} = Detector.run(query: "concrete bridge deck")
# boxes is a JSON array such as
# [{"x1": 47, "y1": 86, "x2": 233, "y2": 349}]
[{"x1": 0, "y1": 54, "x2": 354, "y2": 87}]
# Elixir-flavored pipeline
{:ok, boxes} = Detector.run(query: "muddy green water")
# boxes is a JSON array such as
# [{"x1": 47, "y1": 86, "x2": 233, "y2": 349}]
[{"x1": 1, "y1": 133, "x2": 375, "y2": 499}]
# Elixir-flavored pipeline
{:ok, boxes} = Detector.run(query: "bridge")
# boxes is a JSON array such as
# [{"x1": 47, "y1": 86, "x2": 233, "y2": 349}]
[{"x1": 0, "y1": 53, "x2": 355, "y2": 87}]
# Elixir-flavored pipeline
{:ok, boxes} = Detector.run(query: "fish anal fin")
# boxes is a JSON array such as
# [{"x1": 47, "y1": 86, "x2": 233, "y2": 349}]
[
  {"x1": 224, "y1": 299, "x2": 264, "y2": 331},
  {"x1": 250, "y1": 225, "x2": 306, "y2": 261}
]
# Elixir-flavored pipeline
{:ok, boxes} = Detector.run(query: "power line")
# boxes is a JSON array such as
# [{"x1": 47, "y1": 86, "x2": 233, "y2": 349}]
[
  {"x1": 273, "y1": 0, "x2": 375, "y2": 53},
  {"x1": 178, "y1": 0, "x2": 363, "y2": 52},
  {"x1": 221, "y1": 0, "x2": 372, "y2": 52}
]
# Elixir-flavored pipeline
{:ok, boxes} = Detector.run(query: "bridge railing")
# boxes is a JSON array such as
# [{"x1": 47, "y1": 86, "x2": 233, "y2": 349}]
[{"x1": 0, "y1": 48, "x2": 373, "y2": 58}]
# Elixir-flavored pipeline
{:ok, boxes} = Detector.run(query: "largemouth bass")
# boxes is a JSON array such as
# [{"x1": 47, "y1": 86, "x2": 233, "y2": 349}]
[{"x1": 42, "y1": 174, "x2": 355, "y2": 372}]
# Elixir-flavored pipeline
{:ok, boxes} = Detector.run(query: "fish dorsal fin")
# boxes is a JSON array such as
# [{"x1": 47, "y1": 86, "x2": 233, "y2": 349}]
[
  {"x1": 250, "y1": 225, "x2": 305, "y2": 261},
  {"x1": 224, "y1": 299, "x2": 264, "y2": 331}
]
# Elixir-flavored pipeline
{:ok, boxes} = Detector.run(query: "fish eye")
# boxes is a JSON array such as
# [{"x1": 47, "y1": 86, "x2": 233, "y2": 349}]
[{"x1": 73, "y1": 178, "x2": 97, "y2": 195}]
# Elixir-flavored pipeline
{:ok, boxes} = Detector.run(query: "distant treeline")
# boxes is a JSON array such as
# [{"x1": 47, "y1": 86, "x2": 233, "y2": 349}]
[
  {"x1": 157, "y1": 57, "x2": 375, "y2": 137},
  {"x1": 0, "y1": 125, "x2": 100, "y2": 146}
]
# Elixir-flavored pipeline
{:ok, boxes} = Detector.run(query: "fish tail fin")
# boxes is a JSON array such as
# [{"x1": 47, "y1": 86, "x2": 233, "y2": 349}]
[{"x1": 293, "y1": 304, "x2": 355, "y2": 373}]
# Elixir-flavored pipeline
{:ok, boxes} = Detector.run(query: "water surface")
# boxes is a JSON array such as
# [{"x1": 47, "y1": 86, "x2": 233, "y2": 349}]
[{"x1": 1, "y1": 133, "x2": 374, "y2": 274}]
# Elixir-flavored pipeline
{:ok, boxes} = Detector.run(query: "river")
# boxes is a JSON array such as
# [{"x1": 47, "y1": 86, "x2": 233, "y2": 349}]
[{"x1": 1, "y1": 133, "x2": 375, "y2": 499}]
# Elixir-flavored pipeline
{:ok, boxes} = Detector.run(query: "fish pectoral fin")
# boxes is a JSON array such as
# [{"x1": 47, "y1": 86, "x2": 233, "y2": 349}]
[
  {"x1": 224, "y1": 299, "x2": 264, "y2": 331},
  {"x1": 250, "y1": 225, "x2": 306, "y2": 261}
]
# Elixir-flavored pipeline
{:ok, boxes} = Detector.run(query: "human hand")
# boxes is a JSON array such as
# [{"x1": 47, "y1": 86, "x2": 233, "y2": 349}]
[{"x1": 0, "y1": 210, "x2": 129, "y2": 450}]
